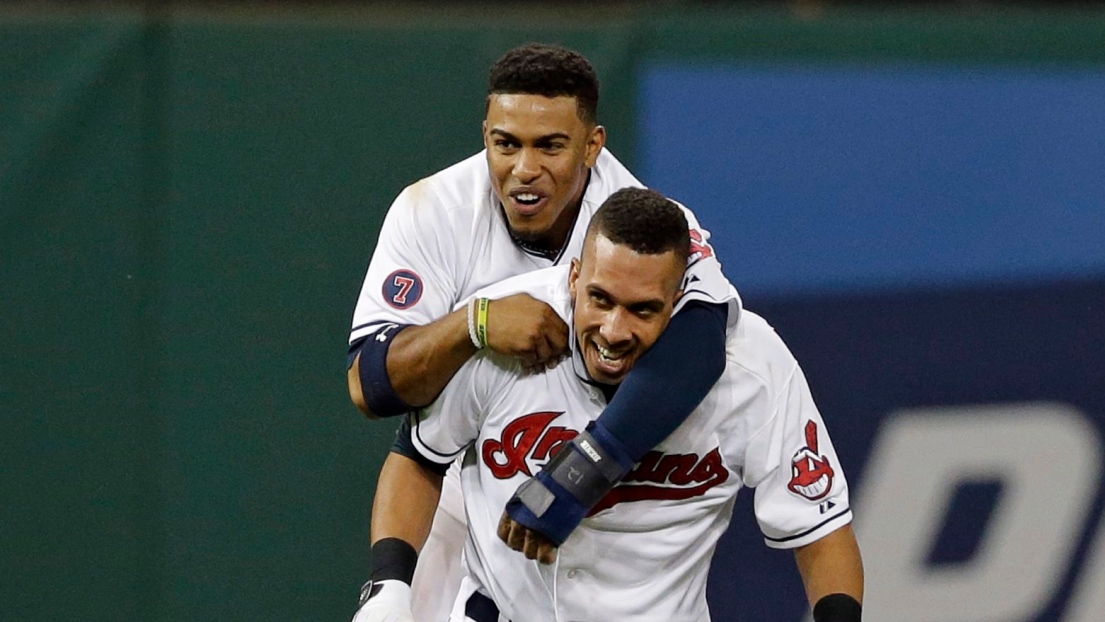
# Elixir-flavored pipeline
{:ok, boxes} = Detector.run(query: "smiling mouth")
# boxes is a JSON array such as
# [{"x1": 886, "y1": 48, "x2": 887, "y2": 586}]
[
  {"x1": 508, "y1": 190, "x2": 548, "y2": 215},
  {"x1": 595, "y1": 343, "x2": 625, "y2": 363},
  {"x1": 589, "y1": 340, "x2": 634, "y2": 381},
  {"x1": 514, "y1": 192, "x2": 541, "y2": 205}
]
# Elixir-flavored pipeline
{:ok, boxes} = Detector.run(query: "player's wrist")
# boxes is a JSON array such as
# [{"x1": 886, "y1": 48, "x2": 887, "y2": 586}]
[
  {"x1": 466, "y1": 297, "x2": 490, "y2": 350},
  {"x1": 369, "y1": 537, "x2": 418, "y2": 585},
  {"x1": 505, "y1": 421, "x2": 636, "y2": 545},
  {"x1": 812, "y1": 593, "x2": 861, "y2": 622},
  {"x1": 352, "y1": 539, "x2": 418, "y2": 622}
]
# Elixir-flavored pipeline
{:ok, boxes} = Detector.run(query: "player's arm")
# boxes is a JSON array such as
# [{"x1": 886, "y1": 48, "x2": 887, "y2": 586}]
[
  {"x1": 349, "y1": 311, "x2": 567, "y2": 416},
  {"x1": 352, "y1": 447, "x2": 445, "y2": 622},
  {"x1": 795, "y1": 524, "x2": 864, "y2": 621},
  {"x1": 347, "y1": 183, "x2": 568, "y2": 419},
  {"x1": 348, "y1": 294, "x2": 567, "y2": 418},
  {"x1": 502, "y1": 300, "x2": 728, "y2": 548},
  {"x1": 352, "y1": 413, "x2": 460, "y2": 622},
  {"x1": 348, "y1": 309, "x2": 475, "y2": 416},
  {"x1": 743, "y1": 335, "x2": 860, "y2": 620},
  {"x1": 370, "y1": 450, "x2": 444, "y2": 556},
  {"x1": 590, "y1": 299, "x2": 727, "y2": 455},
  {"x1": 352, "y1": 354, "x2": 488, "y2": 621}
]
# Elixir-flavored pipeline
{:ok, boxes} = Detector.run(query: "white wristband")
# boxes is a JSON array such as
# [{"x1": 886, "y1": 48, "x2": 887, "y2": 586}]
[{"x1": 467, "y1": 297, "x2": 482, "y2": 349}]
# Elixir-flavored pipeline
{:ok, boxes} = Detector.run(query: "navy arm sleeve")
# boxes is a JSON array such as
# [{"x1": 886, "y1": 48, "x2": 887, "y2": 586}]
[
  {"x1": 594, "y1": 300, "x2": 728, "y2": 459},
  {"x1": 348, "y1": 325, "x2": 418, "y2": 418}
]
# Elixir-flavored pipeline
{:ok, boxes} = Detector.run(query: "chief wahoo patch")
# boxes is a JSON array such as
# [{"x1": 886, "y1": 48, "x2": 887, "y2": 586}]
[{"x1": 787, "y1": 420, "x2": 835, "y2": 501}]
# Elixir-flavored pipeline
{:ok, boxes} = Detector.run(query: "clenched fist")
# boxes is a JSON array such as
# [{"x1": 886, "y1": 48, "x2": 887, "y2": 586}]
[{"x1": 484, "y1": 294, "x2": 569, "y2": 372}]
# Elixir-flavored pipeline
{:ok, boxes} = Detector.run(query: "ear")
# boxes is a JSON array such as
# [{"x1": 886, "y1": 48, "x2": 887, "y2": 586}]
[
  {"x1": 482, "y1": 119, "x2": 490, "y2": 147},
  {"x1": 569, "y1": 257, "x2": 581, "y2": 297},
  {"x1": 584, "y1": 125, "x2": 606, "y2": 168}
]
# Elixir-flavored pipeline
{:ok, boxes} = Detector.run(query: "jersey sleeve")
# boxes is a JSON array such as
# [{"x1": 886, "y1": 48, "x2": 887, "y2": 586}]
[
  {"x1": 348, "y1": 182, "x2": 461, "y2": 344},
  {"x1": 406, "y1": 352, "x2": 500, "y2": 467},
  {"x1": 671, "y1": 200, "x2": 742, "y2": 333},
  {"x1": 742, "y1": 362, "x2": 853, "y2": 550}
]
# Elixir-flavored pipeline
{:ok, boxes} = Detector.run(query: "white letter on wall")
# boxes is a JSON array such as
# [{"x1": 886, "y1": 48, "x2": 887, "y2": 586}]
[{"x1": 855, "y1": 403, "x2": 1100, "y2": 622}]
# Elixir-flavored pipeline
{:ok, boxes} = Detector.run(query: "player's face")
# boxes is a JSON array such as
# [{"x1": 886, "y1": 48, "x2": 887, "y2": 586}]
[
  {"x1": 569, "y1": 235, "x2": 684, "y2": 385},
  {"x1": 484, "y1": 94, "x2": 606, "y2": 248}
]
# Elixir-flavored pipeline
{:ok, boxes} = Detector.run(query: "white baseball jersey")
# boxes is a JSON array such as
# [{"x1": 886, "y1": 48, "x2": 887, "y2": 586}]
[
  {"x1": 348, "y1": 148, "x2": 740, "y2": 347},
  {"x1": 409, "y1": 267, "x2": 853, "y2": 622}
]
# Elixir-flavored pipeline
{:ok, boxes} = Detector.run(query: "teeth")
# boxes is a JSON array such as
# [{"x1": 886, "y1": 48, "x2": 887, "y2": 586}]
[
  {"x1": 516, "y1": 193, "x2": 539, "y2": 203},
  {"x1": 596, "y1": 344, "x2": 621, "y2": 361}
]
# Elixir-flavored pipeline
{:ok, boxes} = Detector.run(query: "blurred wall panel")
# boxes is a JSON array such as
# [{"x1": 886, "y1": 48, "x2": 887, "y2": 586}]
[{"x1": 0, "y1": 9, "x2": 157, "y2": 621}]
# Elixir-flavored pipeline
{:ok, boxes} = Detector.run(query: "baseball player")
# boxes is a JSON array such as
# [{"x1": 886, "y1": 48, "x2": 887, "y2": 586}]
[
  {"x1": 361, "y1": 189, "x2": 864, "y2": 622},
  {"x1": 347, "y1": 45, "x2": 740, "y2": 621}
]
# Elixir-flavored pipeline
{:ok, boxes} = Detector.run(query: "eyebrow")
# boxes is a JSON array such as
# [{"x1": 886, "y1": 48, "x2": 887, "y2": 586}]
[
  {"x1": 587, "y1": 285, "x2": 665, "y2": 313},
  {"x1": 489, "y1": 128, "x2": 572, "y2": 143}
]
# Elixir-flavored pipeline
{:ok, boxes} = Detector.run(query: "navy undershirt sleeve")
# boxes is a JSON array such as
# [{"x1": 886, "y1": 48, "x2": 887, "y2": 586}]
[
  {"x1": 347, "y1": 337, "x2": 364, "y2": 369},
  {"x1": 390, "y1": 414, "x2": 451, "y2": 477},
  {"x1": 594, "y1": 300, "x2": 728, "y2": 459}
]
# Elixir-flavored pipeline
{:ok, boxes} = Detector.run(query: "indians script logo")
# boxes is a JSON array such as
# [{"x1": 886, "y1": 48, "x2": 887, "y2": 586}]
[
  {"x1": 481, "y1": 411, "x2": 729, "y2": 514},
  {"x1": 787, "y1": 420, "x2": 835, "y2": 501}
]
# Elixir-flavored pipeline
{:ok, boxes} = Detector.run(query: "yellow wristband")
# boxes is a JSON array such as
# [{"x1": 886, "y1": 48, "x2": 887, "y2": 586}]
[
  {"x1": 466, "y1": 297, "x2": 482, "y2": 349},
  {"x1": 476, "y1": 298, "x2": 490, "y2": 349}
]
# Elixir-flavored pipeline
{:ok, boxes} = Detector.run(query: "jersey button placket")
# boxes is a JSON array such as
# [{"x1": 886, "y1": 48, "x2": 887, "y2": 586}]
[{"x1": 588, "y1": 386, "x2": 604, "y2": 406}]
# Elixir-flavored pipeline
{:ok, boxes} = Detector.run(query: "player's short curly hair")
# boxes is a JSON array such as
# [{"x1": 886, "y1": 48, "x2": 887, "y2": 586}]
[
  {"x1": 588, "y1": 188, "x2": 690, "y2": 265},
  {"x1": 487, "y1": 43, "x2": 600, "y2": 124}
]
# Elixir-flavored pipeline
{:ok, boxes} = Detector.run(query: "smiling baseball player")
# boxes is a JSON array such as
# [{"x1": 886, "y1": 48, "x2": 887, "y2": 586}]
[
  {"x1": 364, "y1": 189, "x2": 863, "y2": 622},
  {"x1": 347, "y1": 44, "x2": 741, "y2": 621}
]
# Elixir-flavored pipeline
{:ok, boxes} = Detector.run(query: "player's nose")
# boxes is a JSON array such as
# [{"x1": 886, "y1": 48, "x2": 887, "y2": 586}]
[
  {"x1": 512, "y1": 147, "x2": 541, "y2": 181},
  {"x1": 598, "y1": 308, "x2": 633, "y2": 345}
]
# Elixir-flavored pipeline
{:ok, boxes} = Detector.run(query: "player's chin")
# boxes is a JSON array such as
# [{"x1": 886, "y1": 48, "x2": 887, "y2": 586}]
[{"x1": 504, "y1": 215, "x2": 551, "y2": 241}]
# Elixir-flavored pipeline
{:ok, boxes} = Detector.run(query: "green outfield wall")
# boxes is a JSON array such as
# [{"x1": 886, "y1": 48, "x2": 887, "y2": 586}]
[{"x1": 3, "y1": 5, "x2": 1104, "y2": 621}]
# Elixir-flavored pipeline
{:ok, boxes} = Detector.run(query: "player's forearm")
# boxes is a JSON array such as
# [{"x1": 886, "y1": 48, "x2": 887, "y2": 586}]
[
  {"x1": 371, "y1": 452, "x2": 445, "y2": 551},
  {"x1": 348, "y1": 308, "x2": 477, "y2": 416},
  {"x1": 794, "y1": 524, "x2": 865, "y2": 606},
  {"x1": 385, "y1": 308, "x2": 478, "y2": 407}
]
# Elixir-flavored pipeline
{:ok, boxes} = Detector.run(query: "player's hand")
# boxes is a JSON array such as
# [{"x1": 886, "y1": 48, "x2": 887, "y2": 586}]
[
  {"x1": 351, "y1": 579, "x2": 415, "y2": 622},
  {"x1": 485, "y1": 294, "x2": 569, "y2": 373},
  {"x1": 498, "y1": 510, "x2": 558, "y2": 564}
]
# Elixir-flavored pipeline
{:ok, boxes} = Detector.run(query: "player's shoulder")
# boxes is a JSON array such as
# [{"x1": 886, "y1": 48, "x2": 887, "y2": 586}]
[
  {"x1": 724, "y1": 310, "x2": 801, "y2": 386},
  {"x1": 592, "y1": 148, "x2": 638, "y2": 180},
  {"x1": 394, "y1": 151, "x2": 490, "y2": 215},
  {"x1": 587, "y1": 148, "x2": 645, "y2": 197}
]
